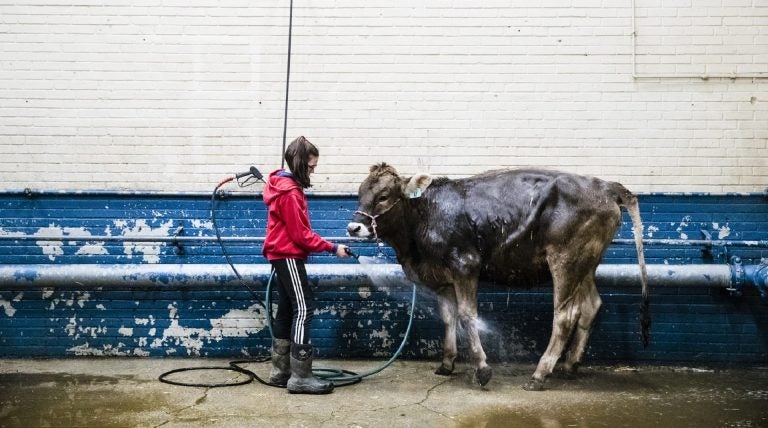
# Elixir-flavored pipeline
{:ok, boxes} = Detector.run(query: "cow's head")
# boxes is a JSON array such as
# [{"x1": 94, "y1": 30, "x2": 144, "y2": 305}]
[{"x1": 347, "y1": 163, "x2": 432, "y2": 239}]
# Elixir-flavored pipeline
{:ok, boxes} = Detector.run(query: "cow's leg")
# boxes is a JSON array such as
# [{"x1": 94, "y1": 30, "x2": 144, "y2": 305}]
[
  {"x1": 454, "y1": 278, "x2": 492, "y2": 386},
  {"x1": 562, "y1": 274, "x2": 601, "y2": 375},
  {"x1": 524, "y1": 252, "x2": 587, "y2": 391},
  {"x1": 558, "y1": 216, "x2": 616, "y2": 378},
  {"x1": 524, "y1": 286, "x2": 580, "y2": 390},
  {"x1": 435, "y1": 289, "x2": 458, "y2": 376},
  {"x1": 525, "y1": 215, "x2": 615, "y2": 391}
]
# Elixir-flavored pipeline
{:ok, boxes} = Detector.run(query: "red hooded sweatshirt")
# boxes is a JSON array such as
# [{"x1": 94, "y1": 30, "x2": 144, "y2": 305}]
[{"x1": 262, "y1": 169, "x2": 336, "y2": 261}]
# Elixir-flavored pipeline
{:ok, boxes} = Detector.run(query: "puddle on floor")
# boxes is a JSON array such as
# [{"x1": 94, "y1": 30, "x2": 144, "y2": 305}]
[
  {"x1": 0, "y1": 373, "x2": 172, "y2": 428},
  {"x1": 458, "y1": 367, "x2": 768, "y2": 428},
  {"x1": 458, "y1": 399, "x2": 767, "y2": 428}
]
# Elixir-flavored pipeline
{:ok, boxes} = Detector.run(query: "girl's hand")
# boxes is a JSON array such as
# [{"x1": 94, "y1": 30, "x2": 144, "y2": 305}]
[{"x1": 336, "y1": 244, "x2": 351, "y2": 258}]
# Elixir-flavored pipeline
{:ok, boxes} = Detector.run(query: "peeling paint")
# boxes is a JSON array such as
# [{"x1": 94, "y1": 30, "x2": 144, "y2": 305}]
[
  {"x1": 151, "y1": 302, "x2": 268, "y2": 355},
  {"x1": 76, "y1": 292, "x2": 90, "y2": 308},
  {"x1": 113, "y1": 219, "x2": 175, "y2": 264},
  {"x1": 65, "y1": 316, "x2": 77, "y2": 336},
  {"x1": 370, "y1": 327, "x2": 393, "y2": 348},
  {"x1": 2, "y1": 225, "x2": 107, "y2": 260},
  {"x1": 50, "y1": 291, "x2": 91, "y2": 310},
  {"x1": 675, "y1": 216, "x2": 692, "y2": 240},
  {"x1": 118, "y1": 327, "x2": 133, "y2": 336},
  {"x1": 79, "y1": 325, "x2": 106, "y2": 339},
  {"x1": 68, "y1": 342, "x2": 125, "y2": 356},
  {"x1": 75, "y1": 244, "x2": 109, "y2": 256},
  {"x1": 32, "y1": 226, "x2": 102, "y2": 261},
  {"x1": 209, "y1": 305, "x2": 269, "y2": 336},
  {"x1": 0, "y1": 227, "x2": 25, "y2": 237},
  {"x1": 715, "y1": 223, "x2": 731, "y2": 239},
  {"x1": 647, "y1": 225, "x2": 659, "y2": 237},
  {"x1": 318, "y1": 306, "x2": 349, "y2": 318},
  {"x1": 66, "y1": 342, "x2": 147, "y2": 357},
  {"x1": 34, "y1": 226, "x2": 65, "y2": 261},
  {"x1": 1, "y1": 298, "x2": 16, "y2": 317},
  {"x1": 64, "y1": 316, "x2": 107, "y2": 339},
  {"x1": 190, "y1": 219, "x2": 214, "y2": 232}
]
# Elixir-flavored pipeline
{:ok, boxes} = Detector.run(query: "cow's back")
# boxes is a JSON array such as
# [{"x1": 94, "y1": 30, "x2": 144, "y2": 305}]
[{"x1": 417, "y1": 169, "x2": 623, "y2": 287}]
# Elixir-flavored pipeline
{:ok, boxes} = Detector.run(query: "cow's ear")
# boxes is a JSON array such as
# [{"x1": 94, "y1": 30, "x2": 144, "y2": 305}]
[{"x1": 403, "y1": 173, "x2": 432, "y2": 199}]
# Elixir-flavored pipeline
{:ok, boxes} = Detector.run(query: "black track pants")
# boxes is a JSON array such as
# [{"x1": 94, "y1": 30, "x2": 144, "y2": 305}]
[{"x1": 270, "y1": 258, "x2": 315, "y2": 345}]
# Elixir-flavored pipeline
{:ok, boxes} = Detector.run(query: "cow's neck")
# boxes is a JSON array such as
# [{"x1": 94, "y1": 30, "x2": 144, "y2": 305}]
[{"x1": 377, "y1": 197, "x2": 425, "y2": 265}]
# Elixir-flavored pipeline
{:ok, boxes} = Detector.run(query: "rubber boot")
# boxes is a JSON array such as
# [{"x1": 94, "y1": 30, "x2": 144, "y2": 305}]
[
  {"x1": 287, "y1": 343, "x2": 334, "y2": 394},
  {"x1": 269, "y1": 338, "x2": 291, "y2": 386}
]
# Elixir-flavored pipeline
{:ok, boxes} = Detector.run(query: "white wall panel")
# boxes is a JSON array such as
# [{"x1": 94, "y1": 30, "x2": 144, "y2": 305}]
[{"x1": 0, "y1": 1, "x2": 765, "y2": 192}]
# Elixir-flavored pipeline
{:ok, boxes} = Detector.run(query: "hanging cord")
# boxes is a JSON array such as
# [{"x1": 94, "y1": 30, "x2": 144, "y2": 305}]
[
  {"x1": 280, "y1": 0, "x2": 294, "y2": 169},
  {"x1": 158, "y1": 174, "x2": 418, "y2": 388},
  {"x1": 209, "y1": 175, "x2": 261, "y2": 297}
]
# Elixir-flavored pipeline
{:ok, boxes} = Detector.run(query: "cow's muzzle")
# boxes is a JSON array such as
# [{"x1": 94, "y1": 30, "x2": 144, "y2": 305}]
[
  {"x1": 348, "y1": 200, "x2": 399, "y2": 241},
  {"x1": 346, "y1": 221, "x2": 371, "y2": 238},
  {"x1": 348, "y1": 208, "x2": 381, "y2": 239}
]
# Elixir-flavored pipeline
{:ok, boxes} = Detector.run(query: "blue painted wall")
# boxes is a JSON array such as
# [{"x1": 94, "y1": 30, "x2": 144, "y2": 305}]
[{"x1": 1, "y1": 191, "x2": 766, "y2": 364}]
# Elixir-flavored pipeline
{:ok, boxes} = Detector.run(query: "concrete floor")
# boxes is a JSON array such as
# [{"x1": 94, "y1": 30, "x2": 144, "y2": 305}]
[{"x1": 1, "y1": 358, "x2": 767, "y2": 427}]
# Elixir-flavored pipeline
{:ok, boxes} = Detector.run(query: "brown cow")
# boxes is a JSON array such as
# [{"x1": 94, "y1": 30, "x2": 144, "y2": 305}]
[{"x1": 347, "y1": 163, "x2": 649, "y2": 390}]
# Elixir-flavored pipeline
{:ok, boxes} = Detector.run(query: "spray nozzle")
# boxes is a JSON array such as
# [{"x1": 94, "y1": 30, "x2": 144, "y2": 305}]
[
  {"x1": 234, "y1": 166, "x2": 265, "y2": 187},
  {"x1": 236, "y1": 166, "x2": 264, "y2": 180},
  {"x1": 344, "y1": 247, "x2": 359, "y2": 260}
]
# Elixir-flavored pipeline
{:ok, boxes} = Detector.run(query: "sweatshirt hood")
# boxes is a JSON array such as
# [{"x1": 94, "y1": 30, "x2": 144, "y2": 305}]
[{"x1": 263, "y1": 168, "x2": 300, "y2": 204}]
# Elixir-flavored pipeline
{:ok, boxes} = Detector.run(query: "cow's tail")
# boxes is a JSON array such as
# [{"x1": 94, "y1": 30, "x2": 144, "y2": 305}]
[{"x1": 616, "y1": 185, "x2": 651, "y2": 348}]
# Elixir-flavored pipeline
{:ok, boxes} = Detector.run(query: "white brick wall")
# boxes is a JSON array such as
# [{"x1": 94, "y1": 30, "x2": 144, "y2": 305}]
[{"x1": 0, "y1": 1, "x2": 766, "y2": 193}]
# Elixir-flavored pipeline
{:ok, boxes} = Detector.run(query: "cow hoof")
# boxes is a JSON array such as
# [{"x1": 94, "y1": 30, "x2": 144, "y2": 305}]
[
  {"x1": 434, "y1": 364, "x2": 454, "y2": 376},
  {"x1": 522, "y1": 378, "x2": 545, "y2": 391},
  {"x1": 475, "y1": 366, "x2": 492, "y2": 386}
]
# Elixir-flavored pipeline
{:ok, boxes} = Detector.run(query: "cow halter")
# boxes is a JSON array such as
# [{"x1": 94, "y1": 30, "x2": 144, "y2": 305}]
[{"x1": 354, "y1": 198, "x2": 400, "y2": 241}]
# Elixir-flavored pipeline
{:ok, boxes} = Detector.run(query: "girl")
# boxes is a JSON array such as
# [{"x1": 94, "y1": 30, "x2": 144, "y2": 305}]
[{"x1": 262, "y1": 136, "x2": 350, "y2": 394}]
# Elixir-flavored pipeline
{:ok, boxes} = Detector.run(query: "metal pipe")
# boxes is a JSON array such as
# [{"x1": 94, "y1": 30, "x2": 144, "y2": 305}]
[
  {"x1": 595, "y1": 264, "x2": 731, "y2": 288},
  {"x1": 0, "y1": 263, "x2": 764, "y2": 293},
  {"x1": 612, "y1": 238, "x2": 768, "y2": 248},
  {"x1": 0, "y1": 264, "x2": 409, "y2": 288},
  {"x1": 1, "y1": 234, "x2": 766, "y2": 248},
  {"x1": 0, "y1": 235, "x2": 365, "y2": 243}
]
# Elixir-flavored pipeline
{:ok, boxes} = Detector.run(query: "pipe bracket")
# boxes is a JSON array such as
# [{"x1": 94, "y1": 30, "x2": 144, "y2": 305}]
[
  {"x1": 728, "y1": 256, "x2": 745, "y2": 297},
  {"x1": 752, "y1": 258, "x2": 768, "y2": 304},
  {"x1": 172, "y1": 224, "x2": 185, "y2": 255}
]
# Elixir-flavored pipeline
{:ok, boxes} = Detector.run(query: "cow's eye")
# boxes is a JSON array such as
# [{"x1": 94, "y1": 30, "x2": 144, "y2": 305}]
[{"x1": 377, "y1": 194, "x2": 388, "y2": 202}]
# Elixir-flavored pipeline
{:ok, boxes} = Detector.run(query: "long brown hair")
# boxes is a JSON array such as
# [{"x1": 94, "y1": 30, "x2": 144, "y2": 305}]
[{"x1": 284, "y1": 136, "x2": 318, "y2": 189}]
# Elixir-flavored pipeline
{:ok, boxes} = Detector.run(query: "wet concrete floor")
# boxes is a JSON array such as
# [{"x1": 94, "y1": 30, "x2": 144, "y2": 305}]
[{"x1": 1, "y1": 358, "x2": 767, "y2": 427}]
